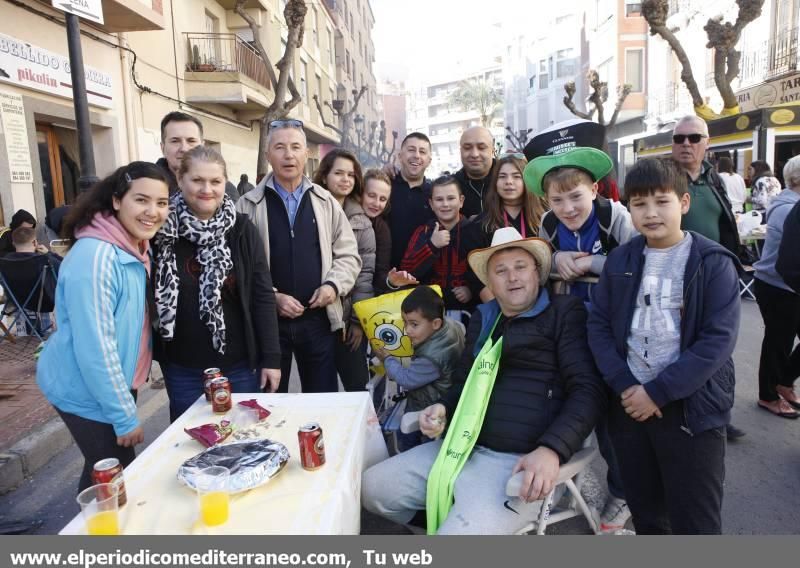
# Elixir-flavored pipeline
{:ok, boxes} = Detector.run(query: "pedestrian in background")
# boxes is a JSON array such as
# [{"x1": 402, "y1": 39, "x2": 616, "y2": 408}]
[
  {"x1": 749, "y1": 160, "x2": 782, "y2": 215},
  {"x1": 717, "y1": 157, "x2": 746, "y2": 214},
  {"x1": 753, "y1": 155, "x2": 800, "y2": 418}
]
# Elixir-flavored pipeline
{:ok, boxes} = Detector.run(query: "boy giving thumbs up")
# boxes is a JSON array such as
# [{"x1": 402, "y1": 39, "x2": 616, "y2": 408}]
[{"x1": 401, "y1": 176, "x2": 475, "y2": 314}]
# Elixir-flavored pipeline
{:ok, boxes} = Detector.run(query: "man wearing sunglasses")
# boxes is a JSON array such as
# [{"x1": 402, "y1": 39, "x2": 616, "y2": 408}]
[
  {"x1": 671, "y1": 114, "x2": 746, "y2": 442},
  {"x1": 236, "y1": 119, "x2": 361, "y2": 393}
]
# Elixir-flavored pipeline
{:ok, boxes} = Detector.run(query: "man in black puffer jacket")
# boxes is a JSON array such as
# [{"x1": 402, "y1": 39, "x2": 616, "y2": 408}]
[{"x1": 362, "y1": 227, "x2": 605, "y2": 534}]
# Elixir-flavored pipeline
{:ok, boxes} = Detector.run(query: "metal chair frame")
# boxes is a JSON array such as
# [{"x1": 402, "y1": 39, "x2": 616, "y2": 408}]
[{"x1": 0, "y1": 258, "x2": 58, "y2": 342}]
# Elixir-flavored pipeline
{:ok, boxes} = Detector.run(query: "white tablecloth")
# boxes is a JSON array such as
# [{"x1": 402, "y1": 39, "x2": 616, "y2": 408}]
[{"x1": 60, "y1": 392, "x2": 388, "y2": 535}]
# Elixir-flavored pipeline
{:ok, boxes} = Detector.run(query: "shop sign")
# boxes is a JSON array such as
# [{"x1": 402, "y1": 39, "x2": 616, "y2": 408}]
[
  {"x1": 0, "y1": 32, "x2": 112, "y2": 109},
  {"x1": 51, "y1": 0, "x2": 104, "y2": 26},
  {"x1": 736, "y1": 73, "x2": 800, "y2": 112},
  {"x1": 0, "y1": 90, "x2": 33, "y2": 183}
]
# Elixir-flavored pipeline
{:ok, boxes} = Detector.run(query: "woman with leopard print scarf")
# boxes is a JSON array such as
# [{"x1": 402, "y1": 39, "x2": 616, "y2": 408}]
[{"x1": 152, "y1": 146, "x2": 281, "y2": 422}]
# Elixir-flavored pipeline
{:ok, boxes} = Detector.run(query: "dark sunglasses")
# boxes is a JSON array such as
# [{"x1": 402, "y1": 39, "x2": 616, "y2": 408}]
[
  {"x1": 672, "y1": 133, "x2": 706, "y2": 144},
  {"x1": 500, "y1": 152, "x2": 526, "y2": 160},
  {"x1": 268, "y1": 119, "x2": 304, "y2": 131}
]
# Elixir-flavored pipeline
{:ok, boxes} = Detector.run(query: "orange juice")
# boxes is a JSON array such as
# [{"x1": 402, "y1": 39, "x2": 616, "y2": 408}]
[
  {"x1": 200, "y1": 491, "x2": 229, "y2": 526},
  {"x1": 86, "y1": 510, "x2": 119, "y2": 535}
]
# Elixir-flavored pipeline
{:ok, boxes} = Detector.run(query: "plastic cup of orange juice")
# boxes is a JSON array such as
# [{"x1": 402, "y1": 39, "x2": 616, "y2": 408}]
[
  {"x1": 77, "y1": 483, "x2": 120, "y2": 536},
  {"x1": 196, "y1": 466, "x2": 230, "y2": 526}
]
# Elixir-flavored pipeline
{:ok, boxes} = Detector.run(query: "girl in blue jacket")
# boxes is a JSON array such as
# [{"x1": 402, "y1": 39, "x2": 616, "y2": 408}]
[{"x1": 37, "y1": 162, "x2": 170, "y2": 492}]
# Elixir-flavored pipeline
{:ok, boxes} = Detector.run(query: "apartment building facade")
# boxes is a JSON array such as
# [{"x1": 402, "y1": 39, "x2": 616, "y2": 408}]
[
  {"x1": 503, "y1": 2, "x2": 585, "y2": 143},
  {"x1": 407, "y1": 63, "x2": 505, "y2": 176},
  {"x1": 502, "y1": 0, "x2": 647, "y2": 177},
  {"x1": 639, "y1": 0, "x2": 800, "y2": 178},
  {"x1": 0, "y1": 0, "x2": 378, "y2": 226},
  {"x1": 322, "y1": 0, "x2": 379, "y2": 149},
  {"x1": 0, "y1": 0, "x2": 163, "y2": 225}
]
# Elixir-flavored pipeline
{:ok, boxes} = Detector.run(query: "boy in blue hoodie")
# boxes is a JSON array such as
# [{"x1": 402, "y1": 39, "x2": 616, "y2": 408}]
[
  {"x1": 524, "y1": 147, "x2": 635, "y2": 531},
  {"x1": 587, "y1": 157, "x2": 740, "y2": 534}
]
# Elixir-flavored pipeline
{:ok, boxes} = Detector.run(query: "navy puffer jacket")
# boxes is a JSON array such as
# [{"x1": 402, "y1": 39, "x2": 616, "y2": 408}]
[{"x1": 441, "y1": 291, "x2": 606, "y2": 463}]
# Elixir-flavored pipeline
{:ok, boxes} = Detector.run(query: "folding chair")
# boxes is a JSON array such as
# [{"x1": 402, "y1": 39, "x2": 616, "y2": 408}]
[
  {"x1": 0, "y1": 255, "x2": 58, "y2": 342},
  {"x1": 400, "y1": 411, "x2": 601, "y2": 535},
  {"x1": 505, "y1": 438, "x2": 600, "y2": 535},
  {"x1": 739, "y1": 265, "x2": 756, "y2": 300},
  {"x1": 0, "y1": 285, "x2": 16, "y2": 344}
]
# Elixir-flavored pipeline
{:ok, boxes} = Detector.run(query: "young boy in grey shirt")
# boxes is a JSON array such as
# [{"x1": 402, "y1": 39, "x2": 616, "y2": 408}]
[{"x1": 588, "y1": 157, "x2": 740, "y2": 534}]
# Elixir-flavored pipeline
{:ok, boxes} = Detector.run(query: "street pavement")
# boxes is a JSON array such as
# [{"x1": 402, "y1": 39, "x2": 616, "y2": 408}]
[{"x1": 1, "y1": 300, "x2": 799, "y2": 535}]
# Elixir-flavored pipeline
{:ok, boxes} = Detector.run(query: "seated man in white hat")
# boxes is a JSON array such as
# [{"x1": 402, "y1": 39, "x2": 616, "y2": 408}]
[{"x1": 362, "y1": 227, "x2": 606, "y2": 534}]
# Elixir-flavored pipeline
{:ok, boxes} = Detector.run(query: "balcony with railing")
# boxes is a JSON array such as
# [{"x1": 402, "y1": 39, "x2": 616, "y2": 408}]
[
  {"x1": 183, "y1": 33, "x2": 272, "y2": 114},
  {"x1": 96, "y1": 0, "x2": 164, "y2": 32},
  {"x1": 646, "y1": 81, "x2": 694, "y2": 120},
  {"x1": 739, "y1": 27, "x2": 799, "y2": 86},
  {"x1": 667, "y1": 0, "x2": 692, "y2": 17}
]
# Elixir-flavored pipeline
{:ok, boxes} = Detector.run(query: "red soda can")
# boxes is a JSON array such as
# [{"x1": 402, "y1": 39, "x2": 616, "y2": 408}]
[
  {"x1": 203, "y1": 368, "x2": 222, "y2": 402},
  {"x1": 298, "y1": 422, "x2": 326, "y2": 470},
  {"x1": 210, "y1": 377, "x2": 232, "y2": 414},
  {"x1": 92, "y1": 458, "x2": 127, "y2": 507}
]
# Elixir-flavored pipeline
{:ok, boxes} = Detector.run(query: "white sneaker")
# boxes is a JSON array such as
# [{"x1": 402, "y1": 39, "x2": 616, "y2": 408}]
[{"x1": 599, "y1": 497, "x2": 631, "y2": 533}]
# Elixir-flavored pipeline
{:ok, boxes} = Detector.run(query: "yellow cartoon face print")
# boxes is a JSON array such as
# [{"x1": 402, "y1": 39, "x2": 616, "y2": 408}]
[
  {"x1": 363, "y1": 311, "x2": 414, "y2": 357},
  {"x1": 353, "y1": 286, "x2": 442, "y2": 360}
]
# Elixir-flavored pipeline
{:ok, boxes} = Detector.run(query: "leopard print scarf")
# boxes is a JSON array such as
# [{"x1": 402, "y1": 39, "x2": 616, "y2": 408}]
[{"x1": 154, "y1": 193, "x2": 236, "y2": 353}]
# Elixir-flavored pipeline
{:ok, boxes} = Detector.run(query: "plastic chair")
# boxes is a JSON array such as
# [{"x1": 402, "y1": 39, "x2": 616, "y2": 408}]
[
  {"x1": 0, "y1": 255, "x2": 58, "y2": 342},
  {"x1": 400, "y1": 411, "x2": 601, "y2": 535}
]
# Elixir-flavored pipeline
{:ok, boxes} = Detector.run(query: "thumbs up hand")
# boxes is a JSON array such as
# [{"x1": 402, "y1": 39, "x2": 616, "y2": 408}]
[{"x1": 430, "y1": 222, "x2": 451, "y2": 249}]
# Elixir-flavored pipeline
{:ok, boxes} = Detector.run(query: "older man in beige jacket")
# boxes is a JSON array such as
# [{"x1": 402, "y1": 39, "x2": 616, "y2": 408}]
[{"x1": 237, "y1": 119, "x2": 361, "y2": 392}]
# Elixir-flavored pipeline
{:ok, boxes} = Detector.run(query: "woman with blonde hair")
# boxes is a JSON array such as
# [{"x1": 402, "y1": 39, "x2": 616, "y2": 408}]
[{"x1": 153, "y1": 146, "x2": 281, "y2": 421}]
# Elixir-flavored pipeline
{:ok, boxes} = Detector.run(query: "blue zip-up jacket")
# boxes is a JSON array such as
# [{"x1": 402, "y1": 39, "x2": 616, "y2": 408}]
[
  {"x1": 37, "y1": 238, "x2": 146, "y2": 436},
  {"x1": 587, "y1": 232, "x2": 740, "y2": 434}
]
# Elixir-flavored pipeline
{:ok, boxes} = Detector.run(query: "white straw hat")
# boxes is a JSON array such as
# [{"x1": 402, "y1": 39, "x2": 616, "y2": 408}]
[{"x1": 467, "y1": 227, "x2": 552, "y2": 286}]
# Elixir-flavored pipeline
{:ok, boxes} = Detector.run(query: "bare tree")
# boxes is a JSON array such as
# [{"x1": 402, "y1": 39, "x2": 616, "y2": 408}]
[
  {"x1": 235, "y1": 0, "x2": 307, "y2": 175},
  {"x1": 642, "y1": 0, "x2": 765, "y2": 120},
  {"x1": 311, "y1": 86, "x2": 368, "y2": 151},
  {"x1": 505, "y1": 126, "x2": 532, "y2": 152},
  {"x1": 563, "y1": 70, "x2": 632, "y2": 129}
]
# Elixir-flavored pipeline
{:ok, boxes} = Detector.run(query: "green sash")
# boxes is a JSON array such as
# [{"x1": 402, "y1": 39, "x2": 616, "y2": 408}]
[{"x1": 425, "y1": 315, "x2": 503, "y2": 534}]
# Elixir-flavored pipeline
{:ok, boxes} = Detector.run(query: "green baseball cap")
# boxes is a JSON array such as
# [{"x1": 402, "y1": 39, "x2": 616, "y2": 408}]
[{"x1": 523, "y1": 147, "x2": 613, "y2": 197}]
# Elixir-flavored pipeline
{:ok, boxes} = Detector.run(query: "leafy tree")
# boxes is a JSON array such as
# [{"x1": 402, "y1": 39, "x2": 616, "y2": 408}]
[{"x1": 447, "y1": 78, "x2": 503, "y2": 127}]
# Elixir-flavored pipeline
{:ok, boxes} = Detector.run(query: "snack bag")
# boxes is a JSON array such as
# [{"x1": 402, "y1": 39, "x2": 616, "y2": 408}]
[{"x1": 184, "y1": 420, "x2": 233, "y2": 448}]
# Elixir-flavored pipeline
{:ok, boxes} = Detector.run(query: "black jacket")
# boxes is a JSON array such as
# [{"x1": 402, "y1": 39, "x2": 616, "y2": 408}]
[
  {"x1": 153, "y1": 214, "x2": 281, "y2": 370},
  {"x1": 441, "y1": 292, "x2": 605, "y2": 462},
  {"x1": 155, "y1": 158, "x2": 179, "y2": 195},
  {"x1": 777, "y1": 199, "x2": 800, "y2": 292},
  {"x1": 453, "y1": 161, "x2": 496, "y2": 218},
  {"x1": 371, "y1": 215, "x2": 392, "y2": 294}
]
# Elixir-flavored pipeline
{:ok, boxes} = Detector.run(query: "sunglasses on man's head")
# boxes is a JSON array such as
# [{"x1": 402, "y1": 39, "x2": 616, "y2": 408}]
[
  {"x1": 268, "y1": 119, "x2": 304, "y2": 131},
  {"x1": 672, "y1": 133, "x2": 706, "y2": 144}
]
